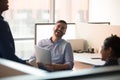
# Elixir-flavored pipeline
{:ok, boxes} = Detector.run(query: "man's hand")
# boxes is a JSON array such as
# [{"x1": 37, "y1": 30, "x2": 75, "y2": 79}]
[
  {"x1": 37, "y1": 62, "x2": 54, "y2": 71},
  {"x1": 25, "y1": 60, "x2": 33, "y2": 66},
  {"x1": 45, "y1": 64, "x2": 54, "y2": 71}
]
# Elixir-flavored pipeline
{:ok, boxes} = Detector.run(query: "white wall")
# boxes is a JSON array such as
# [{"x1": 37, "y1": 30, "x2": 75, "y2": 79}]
[
  {"x1": 76, "y1": 23, "x2": 120, "y2": 52},
  {"x1": 89, "y1": 0, "x2": 120, "y2": 25}
]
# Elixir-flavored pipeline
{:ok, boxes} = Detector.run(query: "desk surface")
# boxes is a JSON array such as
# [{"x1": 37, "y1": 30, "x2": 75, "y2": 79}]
[
  {"x1": 1, "y1": 58, "x2": 119, "y2": 80},
  {"x1": 74, "y1": 53, "x2": 105, "y2": 65}
]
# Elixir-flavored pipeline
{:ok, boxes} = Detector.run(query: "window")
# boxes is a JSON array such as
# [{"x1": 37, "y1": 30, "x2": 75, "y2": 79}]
[
  {"x1": 3, "y1": 0, "x2": 88, "y2": 59},
  {"x1": 55, "y1": 0, "x2": 88, "y2": 23},
  {"x1": 4, "y1": 0, "x2": 50, "y2": 59}
]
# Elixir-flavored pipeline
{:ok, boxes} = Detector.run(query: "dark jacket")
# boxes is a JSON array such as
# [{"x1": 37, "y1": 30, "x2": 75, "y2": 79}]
[
  {"x1": 0, "y1": 15, "x2": 25, "y2": 64},
  {"x1": 103, "y1": 59, "x2": 119, "y2": 66},
  {"x1": 95, "y1": 59, "x2": 119, "y2": 67}
]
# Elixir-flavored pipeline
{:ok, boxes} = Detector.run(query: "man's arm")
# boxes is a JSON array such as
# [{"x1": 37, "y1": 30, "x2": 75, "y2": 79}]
[
  {"x1": 48, "y1": 63, "x2": 70, "y2": 71},
  {"x1": 37, "y1": 63, "x2": 71, "y2": 72}
]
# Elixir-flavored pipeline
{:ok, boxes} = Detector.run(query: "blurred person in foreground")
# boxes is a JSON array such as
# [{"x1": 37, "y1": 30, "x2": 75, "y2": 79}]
[{"x1": 0, "y1": 0, "x2": 30, "y2": 65}]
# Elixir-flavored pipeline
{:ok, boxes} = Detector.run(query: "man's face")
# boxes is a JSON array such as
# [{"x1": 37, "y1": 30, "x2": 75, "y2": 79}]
[
  {"x1": 0, "y1": 0, "x2": 9, "y2": 13},
  {"x1": 53, "y1": 22, "x2": 67, "y2": 38}
]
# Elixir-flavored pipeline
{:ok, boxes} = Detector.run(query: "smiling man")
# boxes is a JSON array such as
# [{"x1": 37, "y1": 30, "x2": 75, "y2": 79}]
[{"x1": 35, "y1": 20, "x2": 74, "y2": 71}]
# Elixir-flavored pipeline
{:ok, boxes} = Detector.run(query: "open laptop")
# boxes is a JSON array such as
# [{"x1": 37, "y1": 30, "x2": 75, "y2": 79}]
[{"x1": 34, "y1": 45, "x2": 51, "y2": 65}]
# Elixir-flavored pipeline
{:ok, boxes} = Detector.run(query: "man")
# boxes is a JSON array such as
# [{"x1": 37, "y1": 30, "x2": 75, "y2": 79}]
[
  {"x1": 0, "y1": 0, "x2": 26, "y2": 64},
  {"x1": 36, "y1": 20, "x2": 74, "y2": 71}
]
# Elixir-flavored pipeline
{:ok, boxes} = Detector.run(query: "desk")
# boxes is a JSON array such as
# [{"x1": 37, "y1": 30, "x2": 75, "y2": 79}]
[
  {"x1": 74, "y1": 53, "x2": 105, "y2": 66},
  {"x1": 1, "y1": 58, "x2": 119, "y2": 80}
]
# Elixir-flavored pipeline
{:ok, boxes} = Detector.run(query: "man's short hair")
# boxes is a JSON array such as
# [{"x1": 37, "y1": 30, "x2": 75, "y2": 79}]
[{"x1": 56, "y1": 20, "x2": 67, "y2": 25}]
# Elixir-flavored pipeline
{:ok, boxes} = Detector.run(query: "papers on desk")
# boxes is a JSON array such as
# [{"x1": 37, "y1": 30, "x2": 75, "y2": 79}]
[{"x1": 74, "y1": 53, "x2": 105, "y2": 66}]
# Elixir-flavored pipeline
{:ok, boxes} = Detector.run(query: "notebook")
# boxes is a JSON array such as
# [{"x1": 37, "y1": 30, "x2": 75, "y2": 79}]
[{"x1": 34, "y1": 45, "x2": 51, "y2": 64}]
